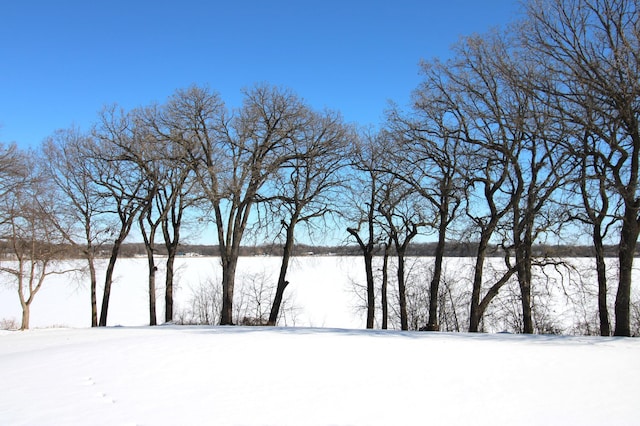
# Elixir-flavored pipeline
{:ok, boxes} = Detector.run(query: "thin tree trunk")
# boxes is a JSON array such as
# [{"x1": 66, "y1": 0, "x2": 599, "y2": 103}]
[
  {"x1": 469, "y1": 231, "x2": 491, "y2": 332},
  {"x1": 146, "y1": 252, "x2": 157, "y2": 326},
  {"x1": 381, "y1": 241, "x2": 390, "y2": 330},
  {"x1": 162, "y1": 208, "x2": 182, "y2": 324},
  {"x1": 88, "y1": 253, "x2": 98, "y2": 327},
  {"x1": 99, "y1": 239, "x2": 124, "y2": 327},
  {"x1": 364, "y1": 253, "x2": 375, "y2": 329},
  {"x1": 397, "y1": 250, "x2": 408, "y2": 331},
  {"x1": 165, "y1": 249, "x2": 176, "y2": 323},
  {"x1": 268, "y1": 222, "x2": 296, "y2": 326},
  {"x1": 426, "y1": 205, "x2": 447, "y2": 331},
  {"x1": 347, "y1": 227, "x2": 376, "y2": 329}
]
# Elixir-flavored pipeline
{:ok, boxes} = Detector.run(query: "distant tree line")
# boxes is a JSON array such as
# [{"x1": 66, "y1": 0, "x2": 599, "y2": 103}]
[
  {"x1": 0, "y1": 0, "x2": 638, "y2": 335},
  {"x1": 0, "y1": 241, "x2": 626, "y2": 259}
]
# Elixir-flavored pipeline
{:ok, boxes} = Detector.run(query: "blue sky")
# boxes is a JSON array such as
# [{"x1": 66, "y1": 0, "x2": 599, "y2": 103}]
[{"x1": 1, "y1": 0, "x2": 521, "y2": 148}]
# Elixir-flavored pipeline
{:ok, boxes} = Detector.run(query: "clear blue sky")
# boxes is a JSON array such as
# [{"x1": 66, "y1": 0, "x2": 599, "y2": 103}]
[{"x1": 1, "y1": 0, "x2": 521, "y2": 148}]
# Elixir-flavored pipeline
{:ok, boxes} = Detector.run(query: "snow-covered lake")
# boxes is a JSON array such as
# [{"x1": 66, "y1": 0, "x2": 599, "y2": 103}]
[
  {"x1": 1, "y1": 255, "x2": 638, "y2": 332},
  {"x1": 0, "y1": 256, "x2": 366, "y2": 329}
]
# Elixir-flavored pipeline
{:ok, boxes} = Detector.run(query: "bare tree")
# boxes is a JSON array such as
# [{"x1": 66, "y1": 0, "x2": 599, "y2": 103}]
[
  {"x1": 43, "y1": 128, "x2": 110, "y2": 327},
  {"x1": 0, "y1": 149, "x2": 75, "y2": 330},
  {"x1": 91, "y1": 105, "x2": 147, "y2": 327},
  {"x1": 169, "y1": 84, "x2": 306, "y2": 325},
  {"x1": 565, "y1": 129, "x2": 621, "y2": 335},
  {"x1": 523, "y1": 0, "x2": 640, "y2": 335},
  {"x1": 377, "y1": 176, "x2": 424, "y2": 331},
  {"x1": 134, "y1": 102, "x2": 203, "y2": 323},
  {"x1": 387, "y1": 98, "x2": 464, "y2": 331},
  {"x1": 265, "y1": 107, "x2": 350, "y2": 326},
  {"x1": 346, "y1": 130, "x2": 388, "y2": 328}
]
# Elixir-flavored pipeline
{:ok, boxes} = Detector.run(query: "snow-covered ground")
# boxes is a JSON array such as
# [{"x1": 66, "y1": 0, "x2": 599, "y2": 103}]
[
  {"x1": 1, "y1": 325, "x2": 639, "y2": 425},
  {"x1": 1, "y1": 256, "x2": 639, "y2": 424}
]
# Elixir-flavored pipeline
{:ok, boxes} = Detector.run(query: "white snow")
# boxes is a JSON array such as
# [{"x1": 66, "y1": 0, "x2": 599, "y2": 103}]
[{"x1": 1, "y1": 326, "x2": 638, "y2": 425}]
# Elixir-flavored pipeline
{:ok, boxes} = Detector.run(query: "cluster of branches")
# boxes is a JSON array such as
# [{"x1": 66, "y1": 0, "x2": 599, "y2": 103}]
[
  {"x1": 1, "y1": 0, "x2": 638, "y2": 336},
  {"x1": 345, "y1": 0, "x2": 639, "y2": 336}
]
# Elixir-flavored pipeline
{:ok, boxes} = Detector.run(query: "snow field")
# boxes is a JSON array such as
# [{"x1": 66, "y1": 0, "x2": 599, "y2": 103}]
[{"x1": 0, "y1": 326, "x2": 638, "y2": 425}]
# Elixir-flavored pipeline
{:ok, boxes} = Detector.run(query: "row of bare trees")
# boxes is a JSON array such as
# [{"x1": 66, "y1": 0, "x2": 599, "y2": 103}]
[
  {"x1": 345, "y1": 0, "x2": 639, "y2": 336},
  {"x1": 1, "y1": 0, "x2": 637, "y2": 335}
]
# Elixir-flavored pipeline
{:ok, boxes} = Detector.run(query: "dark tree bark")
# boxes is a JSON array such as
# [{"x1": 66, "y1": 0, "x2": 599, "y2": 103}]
[
  {"x1": 381, "y1": 239, "x2": 391, "y2": 329},
  {"x1": 348, "y1": 227, "x2": 377, "y2": 329},
  {"x1": 268, "y1": 220, "x2": 295, "y2": 326}
]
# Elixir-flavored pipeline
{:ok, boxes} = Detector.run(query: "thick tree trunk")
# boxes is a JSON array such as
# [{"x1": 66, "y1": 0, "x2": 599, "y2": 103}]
[
  {"x1": 165, "y1": 249, "x2": 176, "y2": 323},
  {"x1": 592, "y1": 228, "x2": 610, "y2": 336},
  {"x1": 220, "y1": 255, "x2": 238, "y2": 325},
  {"x1": 516, "y1": 242, "x2": 534, "y2": 334},
  {"x1": 20, "y1": 298, "x2": 30, "y2": 330},
  {"x1": 614, "y1": 209, "x2": 639, "y2": 336}
]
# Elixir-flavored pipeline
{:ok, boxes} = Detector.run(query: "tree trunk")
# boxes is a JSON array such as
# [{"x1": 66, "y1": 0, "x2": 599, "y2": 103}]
[
  {"x1": 381, "y1": 241, "x2": 390, "y2": 330},
  {"x1": 147, "y1": 254, "x2": 157, "y2": 326},
  {"x1": 87, "y1": 252, "x2": 98, "y2": 328},
  {"x1": 268, "y1": 222, "x2": 296, "y2": 326},
  {"x1": 469, "y1": 231, "x2": 491, "y2": 332},
  {"x1": 162, "y1": 208, "x2": 182, "y2": 324},
  {"x1": 347, "y1": 227, "x2": 376, "y2": 329},
  {"x1": 614, "y1": 208, "x2": 639, "y2": 336},
  {"x1": 20, "y1": 302, "x2": 30, "y2": 331},
  {"x1": 99, "y1": 239, "x2": 123, "y2": 327},
  {"x1": 220, "y1": 254, "x2": 238, "y2": 325},
  {"x1": 593, "y1": 227, "x2": 610, "y2": 336},
  {"x1": 364, "y1": 252, "x2": 375, "y2": 329},
  {"x1": 426, "y1": 205, "x2": 447, "y2": 331},
  {"x1": 165, "y1": 248, "x2": 177, "y2": 323},
  {"x1": 516, "y1": 242, "x2": 534, "y2": 334},
  {"x1": 397, "y1": 250, "x2": 408, "y2": 331}
]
